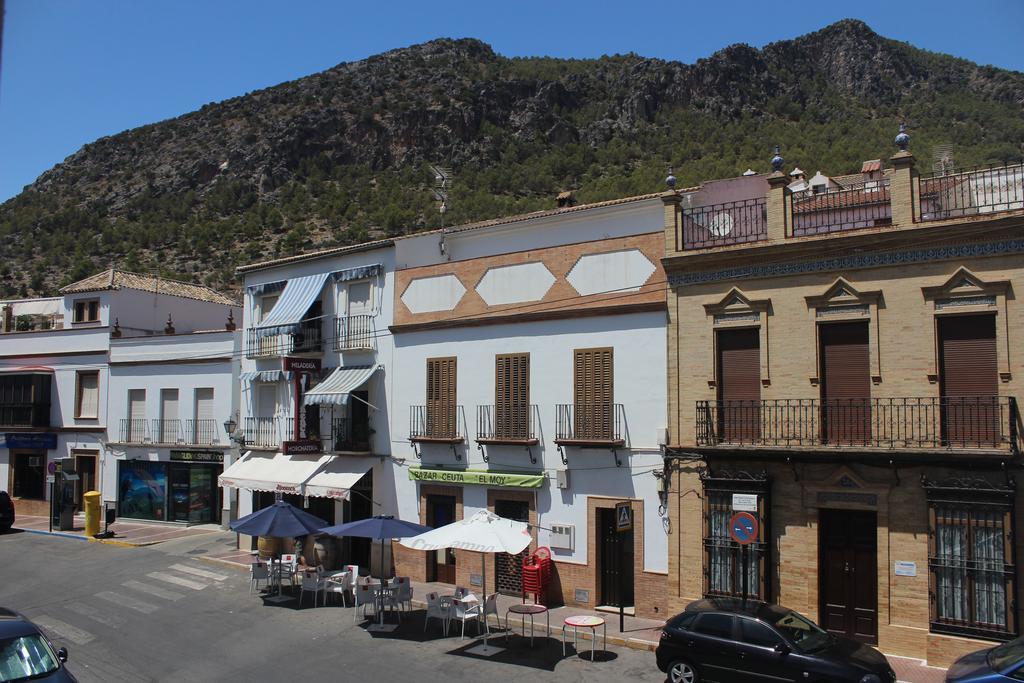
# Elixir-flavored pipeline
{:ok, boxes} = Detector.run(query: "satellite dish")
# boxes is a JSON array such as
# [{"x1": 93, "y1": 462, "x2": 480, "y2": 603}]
[{"x1": 707, "y1": 212, "x2": 734, "y2": 237}]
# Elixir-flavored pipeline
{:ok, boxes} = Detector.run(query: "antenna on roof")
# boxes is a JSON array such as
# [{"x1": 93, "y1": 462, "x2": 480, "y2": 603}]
[
  {"x1": 429, "y1": 164, "x2": 454, "y2": 259},
  {"x1": 932, "y1": 144, "x2": 955, "y2": 175}
]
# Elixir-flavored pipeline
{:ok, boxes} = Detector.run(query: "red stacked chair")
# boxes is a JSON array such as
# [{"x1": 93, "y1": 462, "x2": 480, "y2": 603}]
[{"x1": 522, "y1": 546, "x2": 553, "y2": 604}]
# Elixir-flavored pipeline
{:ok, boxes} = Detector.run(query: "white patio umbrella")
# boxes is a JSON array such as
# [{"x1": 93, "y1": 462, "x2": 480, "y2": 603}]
[{"x1": 400, "y1": 509, "x2": 532, "y2": 655}]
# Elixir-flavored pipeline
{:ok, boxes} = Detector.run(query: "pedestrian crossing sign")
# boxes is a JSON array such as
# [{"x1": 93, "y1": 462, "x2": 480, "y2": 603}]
[{"x1": 615, "y1": 501, "x2": 632, "y2": 533}]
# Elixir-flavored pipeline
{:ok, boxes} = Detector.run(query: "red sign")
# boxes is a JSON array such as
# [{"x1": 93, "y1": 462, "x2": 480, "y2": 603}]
[
  {"x1": 282, "y1": 439, "x2": 322, "y2": 455},
  {"x1": 283, "y1": 357, "x2": 321, "y2": 373},
  {"x1": 729, "y1": 512, "x2": 759, "y2": 545}
]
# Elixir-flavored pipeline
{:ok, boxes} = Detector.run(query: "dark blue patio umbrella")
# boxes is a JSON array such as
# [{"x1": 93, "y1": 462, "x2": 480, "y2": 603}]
[
  {"x1": 319, "y1": 515, "x2": 432, "y2": 585},
  {"x1": 230, "y1": 500, "x2": 328, "y2": 538}
]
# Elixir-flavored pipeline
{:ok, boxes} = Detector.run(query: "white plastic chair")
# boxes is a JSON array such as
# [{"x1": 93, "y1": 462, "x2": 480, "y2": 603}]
[
  {"x1": 353, "y1": 583, "x2": 379, "y2": 623},
  {"x1": 482, "y1": 593, "x2": 499, "y2": 635},
  {"x1": 379, "y1": 586, "x2": 402, "y2": 622},
  {"x1": 423, "y1": 591, "x2": 451, "y2": 634},
  {"x1": 299, "y1": 570, "x2": 326, "y2": 608},
  {"x1": 324, "y1": 571, "x2": 351, "y2": 607},
  {"x1": 451, "y1": 594, "x2": 483, "y2": 639},
  {"x1": 250, "y1": 563, "x2": 270, "y2": 594},
  {"x1": 393, "y1": 577, "x2": 413, "y2": 612}
]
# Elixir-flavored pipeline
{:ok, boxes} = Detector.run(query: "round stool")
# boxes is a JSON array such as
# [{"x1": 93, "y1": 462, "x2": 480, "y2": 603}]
[{"x1": 561, "y1": 615, "x2": 606, "y2": 661}]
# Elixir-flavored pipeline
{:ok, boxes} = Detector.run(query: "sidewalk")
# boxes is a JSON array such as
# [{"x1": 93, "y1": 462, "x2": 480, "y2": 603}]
[
  {"x1": 201, "y1": 545, "x2": 946, "y2": 683},
  {"x1": 13, "y1": 513, "x2": 224, "y2": 546}
]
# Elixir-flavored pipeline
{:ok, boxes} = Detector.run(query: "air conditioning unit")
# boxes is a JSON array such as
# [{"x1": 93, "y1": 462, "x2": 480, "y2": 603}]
[{"x1": 549, "y1": 523, "x2": 575, "y2": 551}]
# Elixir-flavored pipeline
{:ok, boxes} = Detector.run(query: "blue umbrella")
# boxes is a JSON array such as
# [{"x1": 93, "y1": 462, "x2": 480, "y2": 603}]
[
  {"x1": 230, "y1": 500, "x2": 328, "y2": 538},
  {"x1": 320, "y1": 515, "x2": 432, "y2": 627}
]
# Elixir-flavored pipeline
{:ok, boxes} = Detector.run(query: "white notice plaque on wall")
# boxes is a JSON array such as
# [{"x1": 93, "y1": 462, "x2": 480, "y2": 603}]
[
  {"x1": 894, "y1": 561, "x2": 917, "y2": 577},
  {"x1": 732, "y1": 494, "x2": 758, "y2": 512}
]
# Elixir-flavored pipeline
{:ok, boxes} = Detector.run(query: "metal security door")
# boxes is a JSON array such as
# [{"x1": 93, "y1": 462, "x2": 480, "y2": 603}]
[
  {"x1": 599, "y1": 508, "x2": 634, "y2": 607},
  {"x1": 494, "y1": 500, "x2": 530, "y2": 595}
]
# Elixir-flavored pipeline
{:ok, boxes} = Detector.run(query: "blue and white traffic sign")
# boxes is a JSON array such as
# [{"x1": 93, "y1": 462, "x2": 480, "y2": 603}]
[{"x1": 729, "y1": 511, "x2": 759, "y2": 545}]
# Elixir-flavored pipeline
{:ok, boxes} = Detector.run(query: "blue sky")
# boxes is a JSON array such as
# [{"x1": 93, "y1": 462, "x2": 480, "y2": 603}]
[{"x1": 2, "y1": 0, "x2": 1022, "y2": 202}]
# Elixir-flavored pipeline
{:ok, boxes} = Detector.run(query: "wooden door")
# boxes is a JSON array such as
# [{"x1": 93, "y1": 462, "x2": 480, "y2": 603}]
[
  {"x1": 939, "y1": 315, "x2": 999, "y2": 447},
  {"x1": 599, "y1": 508, "x2": 634, "y2": 607},
  {"x1": 819, "y1": 509, "x2": 878, "y2": 644},
  {"x1": 574, "y1": 348, "x2": 613, "y2": 440},
  {"x1": 426, "y1": 357, "x2": 457, "y2": 438},
  {"x1": 819, "y1": 322, "x2": 871, "y2": 445},
  {"x1": 494, "y1": 500, "x2": 530, "y2": 595},
  {"x1": 74, "y1": 454, "x2": 96, "y2": 510},
  {"x1": 426, "y1": 495, "x2": 456, "y2": 584},
  {"x1": 717, "y1": 328, "x2": 760, "y2": 442}
]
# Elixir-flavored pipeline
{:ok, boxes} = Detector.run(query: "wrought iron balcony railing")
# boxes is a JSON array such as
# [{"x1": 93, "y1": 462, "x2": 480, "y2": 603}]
[
  {"x1": 334, "y1": 314, "x2": 375, "y2": 351},
  {"x1": 476, "y1": 404, "x2": 539, "y2": 444},
  {"x1": 329, "y1": 416, "x2": 372, "y2": 452},
  {"x1": 185, "y1": 419, "x2": 221, "y2": 445},
  {"x1": 791, "y1": 178, "x2": 892, "y2": 236},
  {"x1": 244, "y1": 416, "x2": 295, "y2": 449},
  {"x1": 919, "y1": 161, "x2": 1024, "y2": 221},
  {"x1": 245, "y1": 322, "x2": 323, "y2": 359},
  {"x1": 409, "y1": 405, "x2": 463, "y2": 442},
  {"x1": 554, "y1": 403, "x2": 625, "y2": 446},
  {"x1": 695, "y1": 397, "x2": 1018, "y2": 452},
  {"x1": 679, "y1": 197, "x2": 768, "y2": 250},
  {"x1": 151, "y1": 419, "x2": 184, "y2": 444},
  {"x1": 120, "y1": 418, "x2": 149, "y2": 443}
]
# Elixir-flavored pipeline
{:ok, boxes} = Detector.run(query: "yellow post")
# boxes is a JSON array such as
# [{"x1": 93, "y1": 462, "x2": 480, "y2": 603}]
[{"x1": 84, "y1": 490, "x2": 102, "y2": 537}]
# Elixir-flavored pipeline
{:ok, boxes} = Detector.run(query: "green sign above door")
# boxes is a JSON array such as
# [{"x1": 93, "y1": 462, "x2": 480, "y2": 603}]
[{"x1": 408, "y1": 467, "x2": 544, "y2": 488}]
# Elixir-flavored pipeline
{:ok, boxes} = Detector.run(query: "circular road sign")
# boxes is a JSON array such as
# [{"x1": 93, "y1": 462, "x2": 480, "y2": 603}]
[
  {"x1": 729, "y1": 511, "x2": 759, "y2": 545},
  {"x1": 47, "y1": 461, "x2": 57, "y2": 475}
]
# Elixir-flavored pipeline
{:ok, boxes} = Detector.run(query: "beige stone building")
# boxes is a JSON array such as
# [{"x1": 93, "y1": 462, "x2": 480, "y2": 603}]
[{"x1": 661, "y1": 136, "x2": 1024, "y2": 666}]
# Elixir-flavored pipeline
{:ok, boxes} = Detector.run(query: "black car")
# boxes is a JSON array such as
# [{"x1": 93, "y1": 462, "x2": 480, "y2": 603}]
[
  {"x1": 0, "y1": 607, "x2": 77, "y2": 682},
  {"x1": 656, "y1": 598, "x2": 895, "y2": 683},
  {"x1": 0, "y1": 492, "x2": 13, "y2": 533}
]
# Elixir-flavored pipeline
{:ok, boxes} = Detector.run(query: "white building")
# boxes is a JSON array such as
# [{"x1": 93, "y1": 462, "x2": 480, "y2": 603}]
[
  {"x1": 219, "y1": 240, "x2": 397, "y2": 568},
  {"x1": 388, "y1": 195, "x2": 670, "y2": 617},
  {"x1": 105, "y1": 328, "x2": 240, "y2": 525},
  {"x1": 0, "y1": 270, "x2": 240, "y2": 522}
]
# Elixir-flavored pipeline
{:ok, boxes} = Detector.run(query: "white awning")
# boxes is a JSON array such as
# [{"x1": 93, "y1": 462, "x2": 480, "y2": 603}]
[
  {"x1": 302, "y1": 457, "x2": 375, "y2": 500},
  {"x1": 217, "y1": 451, "x2": 332, "y2": 494},
  {"x1": 303, "y1": 365, "x2": 379, "y2": 406},
  {"x1": 5, "y1": 299, "x2": 62, "y2": 316},
  {"x1": 252, "y1": 272, "x2": 329, "y2": 338},
  {"x1": 240, "y1": 370, "x2": 292, "y2": 383}
]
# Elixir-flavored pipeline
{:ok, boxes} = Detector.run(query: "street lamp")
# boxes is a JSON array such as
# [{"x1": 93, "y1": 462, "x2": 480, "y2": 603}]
[{"x1": 223, "y1": 416, "x2": 245, "y2": 447}]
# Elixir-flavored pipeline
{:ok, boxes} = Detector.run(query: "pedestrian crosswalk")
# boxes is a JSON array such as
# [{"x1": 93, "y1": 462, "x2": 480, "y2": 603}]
[{"x1": 29, "y1": 560, "x2": 232, "y2": 652}]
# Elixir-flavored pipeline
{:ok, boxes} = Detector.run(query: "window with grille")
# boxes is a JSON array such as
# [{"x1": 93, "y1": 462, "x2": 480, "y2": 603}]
[
  {"x1": 426, "y1": 357, "x2": 457, "y2": 438},
  {"x1": 495, "y1": 353, "x2": 529, "y2": 439},
  {"x1": 929, "y1": 494, "x2": 1016, "y2": 640},
  {"x1": 700, "y1": 473, "x2": 770, "y2": 602},
  {"x1": 573, "y1": 347, "x2": 613, "y2": 440}
]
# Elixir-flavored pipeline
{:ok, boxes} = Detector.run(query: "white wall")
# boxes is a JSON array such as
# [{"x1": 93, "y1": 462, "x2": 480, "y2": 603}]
[
  {"x1": 388, "y1": 311, "x2": 668, "y2": 572},
  {"x1": 108, "y1": 290, "x2": 240, "y2": 334}
]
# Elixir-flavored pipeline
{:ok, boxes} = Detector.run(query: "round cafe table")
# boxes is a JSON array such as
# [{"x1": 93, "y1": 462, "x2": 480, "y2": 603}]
[
  {"x1": 561, "y1": 615, "x2": 606, "y2": 661},
  {"x1": 505, "y1": 604, "x2": 549, "y2": 647}
]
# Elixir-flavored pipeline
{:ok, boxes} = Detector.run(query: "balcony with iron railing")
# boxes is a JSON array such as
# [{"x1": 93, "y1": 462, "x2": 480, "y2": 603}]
[
  {"x1": 678, "y1": 197, "x2": 768, "y2": 250},
  {"x1": 334, "y1": 314, "x2": 375, "y2": 352},
  {"x1": 244, "y1": 416, "x2": 295, "y2": 449},
  {"x1": 919, "y1": 161, "x2": 1024, "y2": 221},
  {"x1": 476, "y1": 404, "x2": 539, "y2": 445},
  {"x1": 554, "y1": 403, "x2": 626, "y2": 447},
  {"x1": 245, "y1": 321, "x2": 323, "y2": 359},
  {"x1": 694, "y1": 397, "x2": 1019, "y2": 454},
  {"x1": 186, "y1": 419, "x2": 221, "y2": 445},
  {"x1": 790, "y1": 178, "x2": 892, "y2": 236},
  {"x1": 409, "y1": 405, "x2": 463, "y2": 443},
  {"x1": 328, "y1": 416, "x2": 372, "y2": 453},
  {"x1": 119, "y1": 418, "x2": 150, "y2": 444}
]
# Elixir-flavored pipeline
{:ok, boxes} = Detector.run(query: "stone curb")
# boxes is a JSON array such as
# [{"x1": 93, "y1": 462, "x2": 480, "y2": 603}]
[{"x1": 13, "y1": 526, "x2": 166, "y2": 547}]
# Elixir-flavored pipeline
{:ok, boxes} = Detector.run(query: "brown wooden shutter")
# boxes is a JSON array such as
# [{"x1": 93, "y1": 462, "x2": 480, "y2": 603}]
[
  {"x1": 495, "y1": 353, "x2": 530, "y2": 438},
  {"x1": 819, "y1": 321, "x2": 871, "y2": 445},
  {"x1": 574, "y1": 348, "x2": 613, "y2": 439},
  {"x1": 426, "y1": 357, "x2": 457, "y2": 438},
  {"x1": 939, "y1": 315, "x2": 998, "y2": 446},
  {"x1": 716, "y1": 328, "x2": 760, "y2": 442}
]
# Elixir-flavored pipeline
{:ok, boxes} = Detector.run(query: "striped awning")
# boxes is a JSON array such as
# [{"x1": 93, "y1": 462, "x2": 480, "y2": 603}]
[
  {"x1": 240, "y1": 370, "x2": 293, "y2": 382},
  {"x1": 303, "y1": 365, "x2": 378, "y2": 406},
  {"x1": 217, "y1": 451, "x2": 332, "y2": 493},
  {"x1": 302, "y1": 457, "x2": 375, "y2": 499},
  {"x1": 253, "y1": 272, "x2": 329, "y2": 338},
  {"x1": 332, "y1": 264, "x2": 382, "y2": 283}
]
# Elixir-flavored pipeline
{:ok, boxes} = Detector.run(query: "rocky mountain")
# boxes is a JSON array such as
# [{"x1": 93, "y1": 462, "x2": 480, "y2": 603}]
[{"x1": 2, "y1": 19, "x2": 1022, "y2": 296}]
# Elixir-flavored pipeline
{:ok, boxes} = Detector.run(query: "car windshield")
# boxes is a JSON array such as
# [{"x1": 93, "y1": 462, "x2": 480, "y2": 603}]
[
  {"x1": 988, "y1": 638, "x2": 1024, "y2": 672},
  {"x1": 772, "y1": 610, "x2": 831, "y2": 653},
  {"x1": 0, "y1": 634, "x2": 59, "y2": 682}
]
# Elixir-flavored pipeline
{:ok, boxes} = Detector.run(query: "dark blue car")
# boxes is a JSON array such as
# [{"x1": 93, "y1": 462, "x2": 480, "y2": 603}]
[
  {"x1": 946, "y1": 637, "x2": 1024, "y2": 682},
  {"x1": 0, "y1": 607, "x2": 77, "y2": 682}
]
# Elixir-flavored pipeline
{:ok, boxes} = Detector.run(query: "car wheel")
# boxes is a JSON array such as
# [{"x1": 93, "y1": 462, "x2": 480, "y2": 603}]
[{"x1": 667, "y1": 659, "x2": 699, "y2": 683}]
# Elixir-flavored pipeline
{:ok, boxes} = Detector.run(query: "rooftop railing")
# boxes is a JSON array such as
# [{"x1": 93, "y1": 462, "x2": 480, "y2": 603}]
[
  {"x1": 919, "y1": 161, "x2": 1024, "y2": 221},
  {"x1": 679, "y1": 197, "x2": 768, "y2": 250},
  {"x1": 791, "y1": 178, "x2": 892, "y2": 236}
]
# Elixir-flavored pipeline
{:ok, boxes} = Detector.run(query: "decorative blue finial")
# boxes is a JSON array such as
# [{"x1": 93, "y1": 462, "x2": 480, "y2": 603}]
[
  {"x1": 665, "y1": 166, "x2": 677, "y2": 190},
  {"x1": 895, "y1": 122, "x2": 910, "y2": 152},
  {"x1": 770, "y1": 145, "x2": 784, "y2": 173}
]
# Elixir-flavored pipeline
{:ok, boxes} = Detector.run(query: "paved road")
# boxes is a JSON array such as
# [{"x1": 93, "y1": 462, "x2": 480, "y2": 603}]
[{"x1": 0, "y1": 530, "x2": 665, "y2": 682}]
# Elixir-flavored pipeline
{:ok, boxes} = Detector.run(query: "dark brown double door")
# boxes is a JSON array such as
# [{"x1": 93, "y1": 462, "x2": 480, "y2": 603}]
[{"x1": 819, "y1": 509, "x2": 877, "y2": 644}]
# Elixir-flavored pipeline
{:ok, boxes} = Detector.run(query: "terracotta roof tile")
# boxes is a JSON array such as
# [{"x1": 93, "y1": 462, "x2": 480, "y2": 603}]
[{"x1": 60, "y1": 269, "x2": 238, "y2": 306}]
